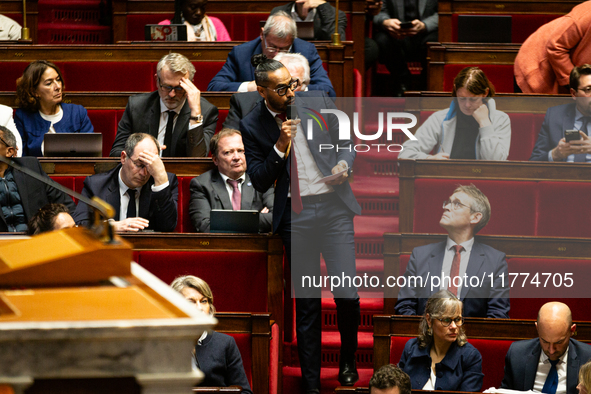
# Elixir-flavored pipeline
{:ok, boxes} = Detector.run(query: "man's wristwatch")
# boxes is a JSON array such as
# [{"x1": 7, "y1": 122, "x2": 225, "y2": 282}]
[{"x1": 190, "y1": 114, "x2": 203, "y2": 122}]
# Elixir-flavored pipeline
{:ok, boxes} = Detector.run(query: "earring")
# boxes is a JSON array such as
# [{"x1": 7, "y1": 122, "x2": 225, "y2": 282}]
[{"x1": 427, "y1": 327, "x2": 433, "y2": 336}]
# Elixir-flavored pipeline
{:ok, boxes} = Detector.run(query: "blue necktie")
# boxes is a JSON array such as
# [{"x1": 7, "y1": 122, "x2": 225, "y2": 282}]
[{"x1": 542, "y1": 359, "x2": 559, "y2": 394}]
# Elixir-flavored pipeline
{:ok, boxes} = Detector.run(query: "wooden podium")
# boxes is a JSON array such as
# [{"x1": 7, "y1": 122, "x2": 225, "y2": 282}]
[{"x1": 0, "y1": 228, "x2": 216, "y2": 394}]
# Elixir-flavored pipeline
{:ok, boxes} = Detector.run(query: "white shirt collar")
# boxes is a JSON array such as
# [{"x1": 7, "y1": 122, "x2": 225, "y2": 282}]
[
  {"x1": 219, "y1": 171, "x2": 246, "y2": 184},
  {"x1": 159, "y1": 99, "x2": 186, "y2": 115},
  {"x1": 446, "y1": 236, "x2": 475, "y2": 254}
]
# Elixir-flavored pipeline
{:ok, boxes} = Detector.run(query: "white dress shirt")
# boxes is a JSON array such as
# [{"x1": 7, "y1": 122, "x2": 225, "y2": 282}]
[
  {"x1": 157, "y1": 99, "x2": 202, "y2": 156},
  {"x1": 219, "y1": 172, "x2": 246, "y2": 206},
  {"x1": 533, "y1": 346, "x2": 569, "y2": 394},
  {"x1": 117, "y1": 168, "x2": 168, "y2": 220}
]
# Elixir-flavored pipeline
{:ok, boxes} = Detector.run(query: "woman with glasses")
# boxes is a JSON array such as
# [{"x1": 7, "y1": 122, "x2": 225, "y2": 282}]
[
  {"x1": 14, "y1": 60, "x2": 93, "y2": 157},
  {"x1": 398, "y1": 66, "x2": 511, "y2": 161},
  {"x1": 171, "y1": 275, "x2": 253, "y2": 394},
  {"x1": 398, "y1": 289, "x2": 484, "y2": 392},
  {"x1": 159, "y1": 0, "x2": 231, "y2": 42}
]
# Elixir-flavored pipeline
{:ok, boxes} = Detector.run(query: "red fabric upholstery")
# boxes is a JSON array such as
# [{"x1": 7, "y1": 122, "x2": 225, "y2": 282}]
[
  {"x1": 229, "y1": 333, "x2": 253, "y2": 388},
  {"x1": 50, "y1": 176, "x2": 75, "y2": 203},
  {"x1": 412, "y1": 179, "x2": 538, "y2": 236},
  {"x1": 470, "y1": 338, "x2": 513, "y2": 390},
  {"x1": 87, "y1": 110, "x2": 119, "y2": 156},
  {"x1": 218, "y1": 109, "x2": 228, "y2": 132},
  {"x1": 353, "y1": 69, "x2": 362, "y2": 98},
  {"x1": 74, "y1": 176, "x2": 85, "y2": 195},
  {"x1": 192, "y1": 62, "x2": 226, "y2": 91},
  {"x1": 135, "y1": 251, "x2": 268, "y2": 312},
  {"x1": 443, "y1": 64, "x2": 515, "y2": 93},
  {"x1": 269, "y1": 322, "x2": 279, "y2": 394},
  {"x1": 450, "y1": 14, "x2": 560, "y2": 43},
  {"x1": 537, "y1": 182, "x2": 591, "y2": 237},
  {"x1": 0, "y1": 62, "x2": 28, "y2": 91},
  {"x1": 62, "y1": 62, "x2": 154, "y2": 92},
  {"x1": 506, "y1": 113, "x2": 538, "y2": 161},
  {"x1": 399, "y1": 254, "x2": 411, "y2": 277},
  {"x1": 389, "y1": 336, "x2": 413, "y2": 364},
  {"x1": 179, "y1": 176, "x2": 196, "y2": 233}
]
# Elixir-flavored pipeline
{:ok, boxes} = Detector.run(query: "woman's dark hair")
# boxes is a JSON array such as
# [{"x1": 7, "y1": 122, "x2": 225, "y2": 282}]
[
  {"x1": 252, "y1": 54, "x2": 286, "y2": 86},
  {"x1": 452, "y1": 66, "x2": 495, "y2": 98},
  {"x1": 27, "y1": 203, "x2": 71, "y2": 235},
  {"x1": 16, "y1": 60, "x2": 65, "y2": 112},
  {"x1": 171, "y1": 0, "x2": 184, "y2": 24}
]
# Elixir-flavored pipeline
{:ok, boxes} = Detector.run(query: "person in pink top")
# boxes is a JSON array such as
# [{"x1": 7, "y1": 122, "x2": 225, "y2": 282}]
[
  {"x1": 515, "y1": 1, "x2": 591, "y2": 94},
  {"x1": 159, "y1": 0, "x2": 231, "y2": 42}
]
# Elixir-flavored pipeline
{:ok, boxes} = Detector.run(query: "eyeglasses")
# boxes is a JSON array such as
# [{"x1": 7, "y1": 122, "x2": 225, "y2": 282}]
[
  {"x1": 129, "y1": 158, "x2": 146, "y2": 170},
  {"x1": 157, "y1": 77, "x2": 185, "y2": 94},
  {"x1": 263, "y1": 35, "x2": 292, "y2": 54},
  {"x1": 577, "y1": 86, "x2": 591, "y2": 96},
  {"x1": 443, "y1": 199, "x2": 472, "y2": 211},
  {"x1": 260, "y1": 79, "x2": 300, "y2": 96},
  {"x1": 436, "y1": 316, "x2": 464, "y2": 327},
  {"x1": 0, "y1": 135, "x2": 13, "y2": 149}
]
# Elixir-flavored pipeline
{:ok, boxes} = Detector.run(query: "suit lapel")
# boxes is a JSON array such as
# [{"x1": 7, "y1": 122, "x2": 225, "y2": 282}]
[
  {"x1": 260, "y1": 104, "x2": 281, "y2": 148},
  {"x1": 241, "y1": 174, "x2": 255, "y2": 210},
  {"x1": 461, "y1": 242, "x2": 485, "y2": 299},
  {"x1": 212, "y1": 171, "x2": 233, "y2": 210},
  {"x1": 567, "y1": 339, "x2": 579, "y2": 394},
  {"x1": 149, "y1": 99, "x2": 161, "y2": 140},
  {"x1": 106, "y1": 173, "x2": 122, "y2": 221},
  {"x1": 418, "y1": 0, "x2": 427, "y2": 17},
  {"x1": 172, "y1": 101, "x2": 191, "y2": 155},
  {"x1": 428, "y1": 242, "x2": 447, "y2": 295},
  {"x1": 396, "y1": 1, "x2": 404, "y2": 20},
  {"x1": 563, "y1": 104, "x2": 577, "y2": 132},
  {"x1": 525, "y1": 343, "x2": 542, "y2": 390}
]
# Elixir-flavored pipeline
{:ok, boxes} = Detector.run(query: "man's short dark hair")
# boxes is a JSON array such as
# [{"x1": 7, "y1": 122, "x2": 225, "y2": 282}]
[
  {"x1": 369, "y1": 364, "x2": 411, "y2": 394},
  {"x1": 252, "y1": 54, "x2": 286, "y2": 86},
  {"x1": 570, "y1": 64, "x2": 591, "y2": 90},
  {"x1": 210, "y1": 128, "x2": 241, "y2": 157},
  {"x1": 27, "y1": 203, "x2": 70, "y2": 235},
  {"x1": 0, "y1": 125, "x2": 17, "y2": 149},
  {"x1": 124, "y1": 133, "x2": 160, "y2": 157}
]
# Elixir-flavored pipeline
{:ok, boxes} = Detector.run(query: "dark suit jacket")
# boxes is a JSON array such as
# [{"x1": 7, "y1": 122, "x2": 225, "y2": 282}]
[
  {"x1": 374, "y1": 0, "x2": 439, "y2": 33},
  {"x1": 189, "y1": 169, "x2": 274, "y2": 232},
  {"x1": 501, "y1": 338, "x2": 591, "y2": 394},
  {"x1": 72, "y1": 164, "x2": 178, "y2": 232},
  {"x1": 207, "y1": 37, "x2": 336, "y2": 97},
  {"x1": 399, "y1": 338, "x2": 484, "y2": 392},
  {"x1": 270, "y1": 2, "x2": 347, "y2": 40},
  {"x1": 530, "y1": 103, "x2": 577, "y2": 161},
  {"x1": 239, "y1": 91, "x2": 360, "y2": 233},
  {"x1": 223, "y1": 92, "x2": 263, "y2": 130},
  {"x1": 395, "y1": 240, "x2": 510, "y2": 318},
  {"x1": 109, "y1": 91, "x2": 218, "y2": 157},
  {"x1": 1, "y1": 157, "x2": 75, "y2": 231}
]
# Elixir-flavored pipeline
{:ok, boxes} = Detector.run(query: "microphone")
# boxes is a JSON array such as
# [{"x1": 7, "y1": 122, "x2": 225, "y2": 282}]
[{"x1": 287, "y1": 104, "x2": 298, "y2": 120}]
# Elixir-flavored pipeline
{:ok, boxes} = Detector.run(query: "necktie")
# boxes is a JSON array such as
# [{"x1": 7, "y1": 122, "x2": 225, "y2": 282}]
[
  {"x1": 276, "y1": 114, "x2": 303, "y2": 214},
  {"x1": 126, "y1": 188, "x2": 137, "y2": 219},
  {"x1": 542, "y1": 359, "x2": 559, "y2": 394},
  {"x1": 163, "y1": 110, "x2": 176, "y2": 157},
  {"x1": 574, "y1": 116, "x2": 591, "y2": 162},
  {"x1": 226, "y1": 179, "x2": 242, "y2": 211},
  {"x1": 448, "y1": 245, "x2": 464, "y2": 296}
]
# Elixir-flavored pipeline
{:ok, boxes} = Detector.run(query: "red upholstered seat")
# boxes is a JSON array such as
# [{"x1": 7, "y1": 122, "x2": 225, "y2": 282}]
[
  {"x1": 62, "y1": 62, "x2": 154, "y2": 92},
  {"x1": 229, "y1": 333, "x2": 253, "y2": 388},
  {"x1": 470, "y1": 338, "x2": 513, "y2": 390},
  {"x1": 537, "y1": 182, "x2": 591, "y2": 237},
  {"x1": 412, "y1": 179, "x2": 537, "y2": 236},
  {"x1": 389, "y1": 336, "x2": 413, "y2": 364},
  {"x1": 399, "y1": 254, "x2": 411, "y2": 277},
  {"x1": 135, "y1": 250, "x2": 268, "y2": 312},
  {"x1": 218, "y1": 109, "x2": 228, "y2": 132},
  {"x1": 87, "y1": 109, "x2": 119, "y2": 156},
  {"x1": 50, "y1": 176, "x2": 75, "y2": 203},
  {"x1": 179, "y1": 176, "x2": 196, "y2": 233},
  {"x1": 443, "y1": 64, "x2": 515, "y2": 93}
]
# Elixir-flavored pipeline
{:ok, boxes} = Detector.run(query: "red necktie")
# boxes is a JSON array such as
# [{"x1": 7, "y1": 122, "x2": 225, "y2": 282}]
[
  {"x1": 226, "y1": 179, "x2": 241, "y2": 211},
  {"x1": 276, "y1": 114, "x2": 303, "y2": 214},
  {"x1": 448, "y1": 245, "x2": 464, "y2": 296}
]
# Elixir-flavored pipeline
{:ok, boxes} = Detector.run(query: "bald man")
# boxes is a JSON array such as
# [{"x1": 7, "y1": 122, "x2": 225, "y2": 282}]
[{"x1": 501, "y1": 302, "x2": 591, "y2": 394}]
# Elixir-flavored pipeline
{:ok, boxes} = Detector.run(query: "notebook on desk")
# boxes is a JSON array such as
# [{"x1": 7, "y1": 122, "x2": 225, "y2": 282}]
[
  {"x1": 43, "y1": 133, "x2": 102, "y2": 157},
  {"x1": 457, "y1": 15, "x2": 512, "y2": 43},
  {"x1": 144, "y1": 24, "x2": 188, "y2": 41},
  {"x1": 210, "y1": 210, "x2": 260, "y2": 233}
]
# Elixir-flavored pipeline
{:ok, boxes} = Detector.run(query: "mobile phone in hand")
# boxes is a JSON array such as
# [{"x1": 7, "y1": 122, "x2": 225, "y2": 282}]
[
  {"x1": 399, "y1": 21, "x2": 413, "y2": 29},
  {"x1": 565, "y1": 129, "x2": 582, "y2": 143}
]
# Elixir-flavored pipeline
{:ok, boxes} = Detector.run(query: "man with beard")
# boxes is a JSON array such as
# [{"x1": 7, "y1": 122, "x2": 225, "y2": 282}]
[
  {"x1": 501, "y1": 302, "x2": 591, "y2": 394},
  {"x1": 531, "y1": 65, "x2": 591, "y2": 161},
  {"x1": 239, "y1": 54, "x2": 361, "y2": 393}
]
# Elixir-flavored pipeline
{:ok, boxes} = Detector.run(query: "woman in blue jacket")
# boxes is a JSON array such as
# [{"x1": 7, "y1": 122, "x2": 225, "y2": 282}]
[
  {"x1": 15, "y1": 60, "x2": 93, "y2": 157},
  {"x1": 399, "y1": 289, "x2": 484, "y2": 392}
]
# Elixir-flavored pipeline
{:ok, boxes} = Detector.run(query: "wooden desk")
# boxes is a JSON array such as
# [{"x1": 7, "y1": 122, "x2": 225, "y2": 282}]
[
  {"x1": 111, "y1": 0, "x2": 367, "y2": 76},
  {"x1": 437, "y1": 0, "x2": 583, "y2": 42},
  {"x1": 0, "y1": 42, "x2": 353, "y2": 97}
]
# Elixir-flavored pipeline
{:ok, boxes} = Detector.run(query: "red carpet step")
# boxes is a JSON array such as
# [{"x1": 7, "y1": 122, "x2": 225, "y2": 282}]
[{"x1": 283, "y1": 366, "x2": 373, "y2": 394}]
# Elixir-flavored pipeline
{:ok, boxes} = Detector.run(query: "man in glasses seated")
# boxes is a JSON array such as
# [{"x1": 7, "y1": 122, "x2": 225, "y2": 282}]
[
  {"x1": 531, "y1": 65, "x2": 591, "y2": 162},
  {"x1": 396, "y1": 184, "x2": 510, "y2": 318},
  {"x1": 110, "y1": 53, "x2": 218, "y2": 158},
  {"x1": 74, "y1": 133, "x2": 178, "y2": 232},
  {"x1": 208, "y1": 11, "x2": 335, "y2": 97},
  {"x1": 223, "y1": 52, "x2": 311, "y2": 130}
]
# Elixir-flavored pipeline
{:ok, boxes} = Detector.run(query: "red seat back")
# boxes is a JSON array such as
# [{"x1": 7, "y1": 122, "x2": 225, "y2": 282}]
[
  {"x1": 443, "y1": 64, "x2": 515, "y2": 93},
  {"x1": 537, "y1": 182, "x2": 591, "y2": 237}
]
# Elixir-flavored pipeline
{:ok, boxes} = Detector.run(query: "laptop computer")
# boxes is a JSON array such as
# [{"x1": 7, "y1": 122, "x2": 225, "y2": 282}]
[
  {"x1": 43, "y1": 133, "x2": 102, "y2": 157},
  {"x1": 210, "y1": 210, "x2": 260, "y2": 233},
  {"x1": 259, "y1": 20, "x2": 315, "y2": 40},
  {"x1": 457, "y1": 15, "x2": 512, "y2": 43},
  {"x1": 144, "y1": 24, "x2": 188, "y2": 41}
]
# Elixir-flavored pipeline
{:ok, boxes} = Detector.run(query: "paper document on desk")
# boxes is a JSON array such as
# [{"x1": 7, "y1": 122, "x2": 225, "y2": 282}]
[
  {"x1": 483, "y1": 388, "x2": 540, "y2": 394},
  {"x1": 314, "y1": 169, "x2": 347, "y2": 184}
]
